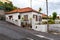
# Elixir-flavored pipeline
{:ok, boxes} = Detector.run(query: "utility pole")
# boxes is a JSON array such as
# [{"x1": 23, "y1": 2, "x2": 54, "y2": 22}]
[
  {"x1": 46, "y1": 0, "x2": 49, "y2": 32},
  {"x1": 30, "y1": 0, "x2": 32, "y2": 8}
]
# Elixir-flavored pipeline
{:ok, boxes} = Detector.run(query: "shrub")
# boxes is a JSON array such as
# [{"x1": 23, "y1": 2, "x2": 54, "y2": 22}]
[
  {"x1": 42, "y1": 21, "x2": 47, "y2": 24},
  {"x1": 48, "y1": 19, "x2": 55, "y2": 24}
]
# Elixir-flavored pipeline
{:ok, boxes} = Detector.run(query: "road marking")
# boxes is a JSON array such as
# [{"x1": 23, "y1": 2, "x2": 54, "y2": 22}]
[
  {"x1": 53, "y1": 33, "x2": 59, "y2": 35},
  {"x1": 26, "y1": 38, "x2": 34, "y2": 40},
  {"x1": 36, "y1": 35, "x2": 54, "y2": 40}
]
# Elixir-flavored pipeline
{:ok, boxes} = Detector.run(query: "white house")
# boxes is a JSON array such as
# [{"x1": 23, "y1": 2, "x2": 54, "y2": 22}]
[{"x1": 5, "y1": 7, "x2": 42, "y2": 29}]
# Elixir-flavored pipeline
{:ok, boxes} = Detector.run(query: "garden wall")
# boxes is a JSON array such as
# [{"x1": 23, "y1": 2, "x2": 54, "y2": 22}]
[{"x1": 32, "y1": 24, "x2": 60, "y2": 32}]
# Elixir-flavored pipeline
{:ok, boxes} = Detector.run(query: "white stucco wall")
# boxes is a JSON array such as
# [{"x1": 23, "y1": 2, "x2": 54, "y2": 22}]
[
  {"x1": 20, "y1": 12, "x2": 41, "y2": 26},
  {"x1": 5, "y1": 12, "x2": 42, "y2": 28},
  {"x1": 20, "y1": 12, "x2": 33, "y2": 20},
  {"x1": 32, "y1": 24, "x2": 60, "y2": 32},
  {"x1": 5, "y1": 12, "x2": 34, "y2": 26},
  {"x1": 32, "y1": 12, "x2": 41, "y2": 29},
  {"x1": 5, "y1": 13, "x2": 19, "y2": 20},
  {"x1": 5, "y1": 13, "x2": 21, "y2": 26},
  {"x1": 32, "y1": 24, "x2": 47, "y2": 32},
  {"x1": 55, "y1": 20, "x2": 60, "y2": 24},
  {"x1": 20, "y1": 12, "x2": 42, "y2": 30},
  {"x1": 49, "y1": 24, "x2": 60, "y2": 32}
]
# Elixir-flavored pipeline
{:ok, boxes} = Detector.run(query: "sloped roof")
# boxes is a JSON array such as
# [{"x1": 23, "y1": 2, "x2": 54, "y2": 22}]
[
  {"x1": 41, "y1": 14, "x2": 47, "y2": 16},
  {"x1": 41, "y1": 13, "x2": 47, "y2": 19},
  {"x1": 5, "y1": 7, "x2": 39, "y2": 14}
]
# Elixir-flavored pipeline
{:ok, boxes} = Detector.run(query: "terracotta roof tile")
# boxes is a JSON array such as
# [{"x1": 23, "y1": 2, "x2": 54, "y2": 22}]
[
  {"x1": 41, "y1": 14, "x2": 47, "y2": 16},
  {"x1": 41, "y1": 14, "x2": 47, "y2": 18},
  {"x1": 5, "y1": 7, "x2": 39, "y2": 14}
]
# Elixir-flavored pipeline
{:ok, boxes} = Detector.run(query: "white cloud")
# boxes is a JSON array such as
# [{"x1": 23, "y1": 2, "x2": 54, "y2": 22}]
[
  {"x1": 10, "y1": 0, "x2": 60, "y2": 15},
  {"x1": 10, "y1": 0, "x2": 30, "y2": 8},
  {"x1": 48, "y1": 0, "x2": 60, "y2": 3},
  {"x1": 32, "y1": 0, "x2": 46, "y2": 14}
]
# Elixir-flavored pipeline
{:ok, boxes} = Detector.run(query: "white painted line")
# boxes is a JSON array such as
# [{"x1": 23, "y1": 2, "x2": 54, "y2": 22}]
[
  {"x1": 36, "y1": 35, "x2": 45, "y2": 38},
  {"x1": 27, "y1": 38, "x2": 34, "y2": 40},
  {"x1": 36, "y1": 35, "x2": 54, "y2": 40},
  {"x1": 53, "y1": 33, "x2": 58, "y2": 35}
]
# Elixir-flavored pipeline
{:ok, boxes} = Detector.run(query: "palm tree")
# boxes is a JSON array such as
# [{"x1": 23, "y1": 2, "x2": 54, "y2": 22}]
[{"x1": 39, "y1": 8, "x2": 42, "y2": 13}]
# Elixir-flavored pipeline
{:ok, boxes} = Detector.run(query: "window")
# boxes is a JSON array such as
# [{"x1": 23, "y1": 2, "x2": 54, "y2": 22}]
[
  {"x1": 24, "y1": 15, "x2": 28, "y2": 21},
  {"x1": 33, "y1": 15, "x2": 38, "y2": 21},
  {"x1": 39, "y1": 16, "x2": 42, "y2": 21},
  {"x1": 36, "y1": 26, "x2": 37, "y2": 29},
  {"x1": 33, "y1": 15, "x2": 35, "y2": 18},
  {"x1": 18, "y1": 15, "x2": 20, "y2": 19},
  {"x1": 36, "y1": 15, "x2": 38, "y2": 21},
  {"x1": 9, "y1": 16, "x2": 12, "y2": 19}
]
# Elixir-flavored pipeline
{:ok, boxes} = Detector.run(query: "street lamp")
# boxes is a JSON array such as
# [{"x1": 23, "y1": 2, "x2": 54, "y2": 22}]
[{"x1": 46, "y1": 0, "x2": 49, "y2": 32}]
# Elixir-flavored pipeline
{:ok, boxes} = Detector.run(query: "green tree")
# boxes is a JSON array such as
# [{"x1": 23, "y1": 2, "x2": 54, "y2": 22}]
[
  {"x1": 52, "y1": 12, "x2": 57, "y2": 20},
  {"x1": 0, "y1": 1, "x2": 3, "y2": 6},
  {"x1": 3, "y1": 2, "x2": 17, "y2": 12},
  {"x1": 0, "y1": 1, "x2": 17, "y2": 12},
  {"x1": 39, "y1": 7, "x2": 42, "y2": 13},
  {"x1": 0, "y1": 1, "x2": 4, "y2": 10}
]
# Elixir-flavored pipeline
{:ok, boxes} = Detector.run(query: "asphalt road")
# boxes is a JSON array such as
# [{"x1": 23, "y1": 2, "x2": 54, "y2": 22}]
[{"x1": 0, "y1": 21, "x2": 49, "y2": 40}]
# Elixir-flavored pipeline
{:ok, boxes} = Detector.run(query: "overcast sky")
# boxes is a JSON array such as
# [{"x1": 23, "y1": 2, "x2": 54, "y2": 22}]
[{"x1": 10, "y1": 0, "x2": 60, "y2": 15}]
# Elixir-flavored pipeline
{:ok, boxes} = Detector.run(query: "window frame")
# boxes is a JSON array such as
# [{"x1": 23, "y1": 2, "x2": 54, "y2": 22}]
[
  {"x1": 33, "y1": 15, "x2": 38, "y2": 21},
  {"x1": 18, "y1": 15, "x2": 21, "y2": 19},
  {"x1": 24, "y1": 15, "x2": 28, "y2": 21},
  {"x1": 9, "y1": 15, "x2": 13, "y2": 19}
]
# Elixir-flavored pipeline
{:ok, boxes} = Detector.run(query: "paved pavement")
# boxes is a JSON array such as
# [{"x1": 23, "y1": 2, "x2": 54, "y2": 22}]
[
  {"x1": 0, "y1": 34, "x2": 16, "y2": 40},
  {"x1": 0, "y1": 21, "x2": 49, "y2": 40},
  {"x1": 0, "y1": 21, "x2": 60, "y2": 40}
]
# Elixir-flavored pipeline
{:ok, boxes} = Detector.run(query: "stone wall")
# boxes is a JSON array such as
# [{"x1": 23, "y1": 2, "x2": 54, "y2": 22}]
[{"x1": 0, "y1": 10, "x2": 5, "y2": 15}]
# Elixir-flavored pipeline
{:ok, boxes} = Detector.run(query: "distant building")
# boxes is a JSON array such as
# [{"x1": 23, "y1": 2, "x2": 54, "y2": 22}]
[{"x1": 41, "y1": 13, "x2": 47, "y2": 19}]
